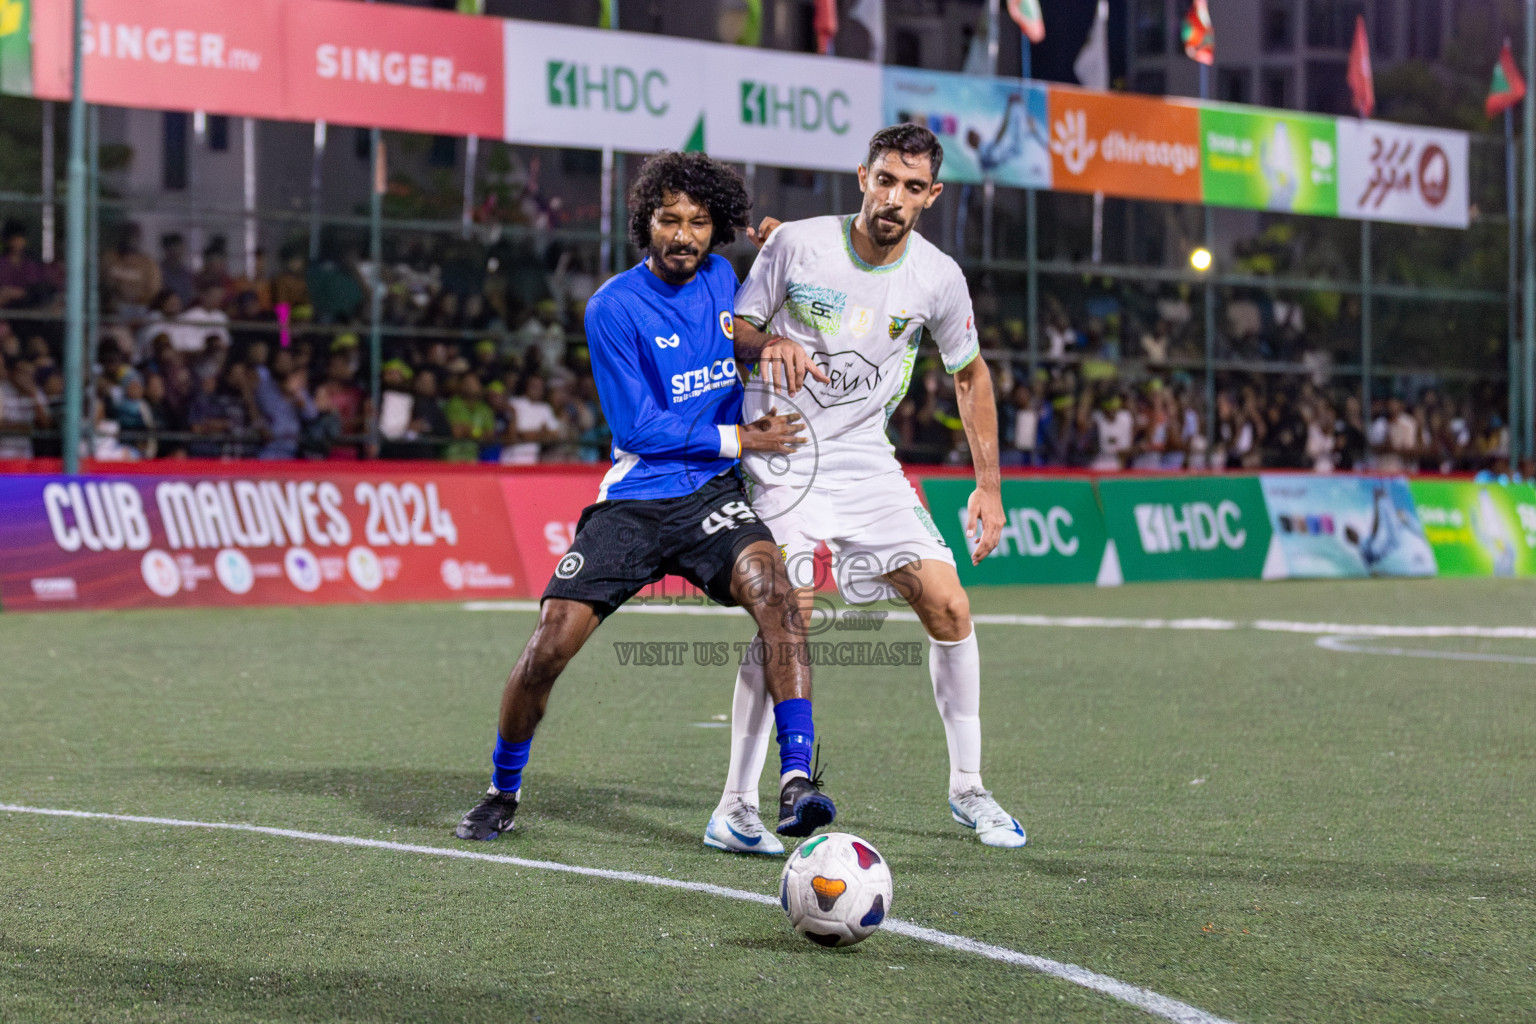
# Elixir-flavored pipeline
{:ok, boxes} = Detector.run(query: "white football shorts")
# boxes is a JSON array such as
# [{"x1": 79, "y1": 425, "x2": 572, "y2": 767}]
[{"x1": 749, "y1": 469, "x2": 956, "y2": 605}]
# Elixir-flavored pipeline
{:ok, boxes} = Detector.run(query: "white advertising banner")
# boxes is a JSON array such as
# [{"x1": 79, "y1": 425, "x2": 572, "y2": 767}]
[
  {"x1": 503, "y1": 20, "x2": 709, "y2": 154},
  {"x1": 702, "y1": 46, "x2": 882, "y2": 172},
  {"x1": 1336, "y1": 119, "x2": 1469, "y2": 228}
]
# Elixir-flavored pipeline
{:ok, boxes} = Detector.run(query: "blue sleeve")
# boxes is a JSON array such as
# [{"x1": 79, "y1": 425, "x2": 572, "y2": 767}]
[{"x1": 585, "y1": 291, "x2": 739, "y2": 461}]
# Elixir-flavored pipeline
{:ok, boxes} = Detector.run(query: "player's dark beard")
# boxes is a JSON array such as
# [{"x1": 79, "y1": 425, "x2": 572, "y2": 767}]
[
  {"x1": 650, "y1": 243, "x2": 702, "y2": 284},
  {"x1": 867, "y1": 206, "x2": 911, "y2": 246}
]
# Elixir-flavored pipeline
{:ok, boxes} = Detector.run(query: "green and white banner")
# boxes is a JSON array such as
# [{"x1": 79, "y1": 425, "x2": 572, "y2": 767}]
[
  {"x1": 705, "y1": 45, "x2": 880, "y2": 172},
  {"x1": 1198, "y1": 104, "x2": 1337, "y2": 217},
  {"x1": 1409, "y1": 480, "x2": 1536, "y2": 577},
  {"x1": 1096, "y1": 477, "x2": 1278, "y2": 583},
  {"x1": 919, "y1": 478, "x2": 1109, "y2": 586},
  {"x1": 504, "y1": 20, "x2": 710, "y2": 155}
]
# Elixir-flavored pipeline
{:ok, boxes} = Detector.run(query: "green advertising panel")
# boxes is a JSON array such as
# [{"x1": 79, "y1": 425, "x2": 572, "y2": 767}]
[
  {"x1": 1408, "y1": 481, "x2": 1536, "y2": 577},
  {"x1": 0, "y1": 0, "x2": 30, "y2": 98},
  {"x1": 1200, "y1": 105, "x2": 1337, "y2": 216},
  {"x1": 920, "y1": 478, "x2": 1108, "y2": 586},
  {"x1": 1097, "y1": 476, "x2": 1274, "y2": 583}
]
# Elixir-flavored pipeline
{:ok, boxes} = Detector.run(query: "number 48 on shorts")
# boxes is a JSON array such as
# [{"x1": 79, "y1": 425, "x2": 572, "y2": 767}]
[{"x1": 702, "y1": 500, "x2": 759, "y2": 536}]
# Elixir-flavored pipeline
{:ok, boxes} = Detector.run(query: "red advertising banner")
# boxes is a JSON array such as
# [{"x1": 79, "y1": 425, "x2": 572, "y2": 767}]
[
  {"x1": 32, "y1": 0, "x2": 290, "y2": 119},
  {"x1": 0, "y1": 470, "x2": 527, "y2": 611},
  {"x1": 285, "y1": 0, "x2": 504, "y2": 137},
  {"x1": 31, "y1": 0, "x2": 503, "y2": 137}
]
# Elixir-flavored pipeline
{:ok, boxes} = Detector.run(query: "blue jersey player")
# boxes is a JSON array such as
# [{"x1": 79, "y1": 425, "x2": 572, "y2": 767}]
[{"x1": 456, "y1": 152, "x2": 837, "y2": 844}]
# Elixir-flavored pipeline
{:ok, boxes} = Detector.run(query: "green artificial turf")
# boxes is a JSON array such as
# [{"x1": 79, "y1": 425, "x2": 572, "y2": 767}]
[{"x1": 1, "y1": 578, "x2": 1533, "y2": 1023}]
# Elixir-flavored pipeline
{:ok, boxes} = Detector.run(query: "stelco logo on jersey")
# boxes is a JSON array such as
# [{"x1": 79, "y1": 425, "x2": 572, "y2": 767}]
[
  {"x1": 1133, "y1": 500, "x2": 1247, "y2": 554},
  {"x1": 546, "y1": 60, "x2": 668, "y2": 116},
  {"x1": 670, "y1": 358, "x2": 738, "y2": 403},
  {"x1": 739, "y1": 81, "x2": 851, "y2": 135}
]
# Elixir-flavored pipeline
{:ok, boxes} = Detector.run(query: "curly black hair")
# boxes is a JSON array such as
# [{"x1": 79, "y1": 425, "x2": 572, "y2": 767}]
[{"x1": 627, "y1": 151, "x2": 751, "y2": 254}]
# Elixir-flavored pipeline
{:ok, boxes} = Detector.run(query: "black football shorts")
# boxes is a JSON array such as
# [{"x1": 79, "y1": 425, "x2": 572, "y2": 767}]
[{"x1": 542, "y1": 471, "x2": 777, "y2": 620}]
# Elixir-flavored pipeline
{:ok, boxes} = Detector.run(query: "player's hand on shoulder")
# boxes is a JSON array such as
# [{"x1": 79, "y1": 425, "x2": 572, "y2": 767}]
[
  {"x1": 741, "y1": 406, "x2": 808, "y2": 454},
  {"x1": 746, "y1": 217, "x2": 783, "y2": 250},
  {"x1": 759, "y1": 337, "x2": 828, "y2": 396}
]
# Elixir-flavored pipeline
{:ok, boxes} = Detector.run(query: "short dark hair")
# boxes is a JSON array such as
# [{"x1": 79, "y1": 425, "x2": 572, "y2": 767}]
[
  {"x1": 627, "y1": 151, "x2": 751, "y2": 253},
  {"x1": 866, "y1": 124, "x2": 944, "y2": 180}
]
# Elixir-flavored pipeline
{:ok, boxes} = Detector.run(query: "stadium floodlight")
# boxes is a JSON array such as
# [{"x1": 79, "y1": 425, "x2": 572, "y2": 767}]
[{"x1": 1190, "y1": 247, "x2": 1213, "y2": 272}]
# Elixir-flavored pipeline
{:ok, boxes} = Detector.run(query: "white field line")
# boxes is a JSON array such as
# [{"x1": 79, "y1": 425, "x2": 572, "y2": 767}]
[
  {"x1": 462, "y1": 601, "x2": 1536, "y2": 640},
  {"x1": 0, "y1": 802, "x2": 1238, "y2": 1024},
  {"x1": 1315, "y1": 634, "x2": 1536, "y2": 666}
]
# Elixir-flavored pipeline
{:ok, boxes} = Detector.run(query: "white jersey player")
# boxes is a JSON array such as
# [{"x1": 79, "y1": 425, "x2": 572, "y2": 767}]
[{"x1": 703, "y1": 124, "x2": 1027, "y2": 854}]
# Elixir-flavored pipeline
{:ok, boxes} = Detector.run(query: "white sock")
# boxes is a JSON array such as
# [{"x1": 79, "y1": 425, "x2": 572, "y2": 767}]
[
  {"x1": 930, "y1": 628, "x2": 985, "y2": 796},
  {"x1": 720, "y1": 634, "x2": 773, "y2": 810}
]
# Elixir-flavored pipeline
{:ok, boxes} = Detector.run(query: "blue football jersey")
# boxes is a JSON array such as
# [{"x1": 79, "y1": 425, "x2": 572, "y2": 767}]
[{"x1": 582, "y1": 254, "x2": 744, "y2": 501}]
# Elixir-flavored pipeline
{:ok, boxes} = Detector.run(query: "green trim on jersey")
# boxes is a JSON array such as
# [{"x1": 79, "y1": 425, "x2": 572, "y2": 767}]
[
  {"x1": 883, "y1": 336, "x2": 921, "y2": 425},
  {"x1": 944, "y1": 339, "x2": 981, "y2": 374},
  {"x1": 842, "y1": 216, "x2": 910, "y2": 275}
]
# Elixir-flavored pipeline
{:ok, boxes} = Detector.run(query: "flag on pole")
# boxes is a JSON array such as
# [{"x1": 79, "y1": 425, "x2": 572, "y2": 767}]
[
  {"x1": 737, "y1": 0, "x2": 763, "y2": 47},
  {"x1": 1487, "y1": 39, "x2": 1527, "y2": 118},
  {"x1": 1073, "y1": 0, "x2": 1108, "y2": 92},
  {"x1": 1181, "y1": 0, "x2": 1214, "y2": 66},
  {"x1": 848, "y1": 0, "x2": 884, "y2": 63},
  {"x1": 373, "y1": 136, "x2": 388, "y2": 196},
  {"x1": 1347, "y1": 14, "x2": 1374, "y2": 118},
  {"x1": 1006, "y1": 0, "x2": 1045, "y2": 45},
  {"x1": 961, "y1": 0, "x2": 990, "y2": 76},
  {"x1": 814, "y1": 0, "x2": 838, "y2": 55}
]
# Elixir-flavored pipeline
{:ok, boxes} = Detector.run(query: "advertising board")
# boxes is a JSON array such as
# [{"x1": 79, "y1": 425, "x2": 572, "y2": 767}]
[{"x1": 0, "y1": 470, "x2": 526, "y2": 610}]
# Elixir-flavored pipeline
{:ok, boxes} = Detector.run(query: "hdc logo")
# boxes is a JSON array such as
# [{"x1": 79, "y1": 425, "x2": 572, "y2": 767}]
[
  {"x1": 547, "y1": 60, "x2": 668, "y2": 115},
  {"x1": 1133, "y1": 501, "x2": 1246, "y2": 554},
  {"x1": 739, "y1": 81, "x2": 850, "y2": 134},
  {"x1": 960, "y1": 506, "x2": 1080, "y2": 558}
]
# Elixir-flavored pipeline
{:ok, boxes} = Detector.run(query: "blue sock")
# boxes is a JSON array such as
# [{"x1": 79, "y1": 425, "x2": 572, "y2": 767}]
[
  {"x1": 773, "y1": 698, "x2": 815, "y2": 778},
  {"x1": 491, "y1": 733, "x2": 531, "y2": 794}
]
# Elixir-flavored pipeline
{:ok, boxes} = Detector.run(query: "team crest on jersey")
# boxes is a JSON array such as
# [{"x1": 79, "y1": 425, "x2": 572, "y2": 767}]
[
  {"x1": 888, "y1": 314, "x2": 913, "y2": 340},
  {"x1": 719, "y1": 311, "x2": 734, "y2": 339},
  {"x1": 849, "y1": 306, "x2": 875, "y2": 338}
]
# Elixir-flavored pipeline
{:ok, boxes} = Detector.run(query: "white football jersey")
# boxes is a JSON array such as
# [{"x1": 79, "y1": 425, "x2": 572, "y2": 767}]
[{"x1": 736, "y1": 215, "x2": 979, "y2": 488}]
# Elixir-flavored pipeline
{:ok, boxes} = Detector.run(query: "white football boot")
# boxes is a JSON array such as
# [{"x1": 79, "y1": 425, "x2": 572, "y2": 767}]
[
  {"x1": 949, "y1": 788, "x2": 1027, "y2": 848},
  {"x1": 703, "y1": 797, "x2": 786, "y2": 856}
]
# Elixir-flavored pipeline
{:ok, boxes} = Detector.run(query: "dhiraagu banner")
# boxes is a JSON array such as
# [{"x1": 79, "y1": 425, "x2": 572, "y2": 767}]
[
  {"x1": 919, "y1": 478, "x2": 1107, "y2": 585},
  {"x1": 882, "y1": 68, "x2": 1051, "y2": 188},
  {"x1": 503, "y1": 20, "x2": 708, "y2": 153},
  {"x1": 1097, "y1": 476, "x2": 1275, "y2": 583},
  {"x1": 1199, "y1": 104, "x2": 1337, "y2": 216},
  {"x1": 1408, "y1": 480, "x2": 1536, "y2": 577}
]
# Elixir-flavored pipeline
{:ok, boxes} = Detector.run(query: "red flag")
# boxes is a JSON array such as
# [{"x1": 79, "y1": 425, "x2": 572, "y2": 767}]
[
  {"x1": 1487, "y1": 39, "x2": 1527, "y2": 119},
  {"x1": 814, "y1": 0, "x2": 838, "y2": 55},
  {"x1": 1346, "y1": 14, "x2": 1374, "y2": 118},
  {"x1": 1006, "y1": 0, "x2": 1046, "y2": 45},
  {"x1": 1181, "y1": 0, "x2": 1214, "y2": 66}
]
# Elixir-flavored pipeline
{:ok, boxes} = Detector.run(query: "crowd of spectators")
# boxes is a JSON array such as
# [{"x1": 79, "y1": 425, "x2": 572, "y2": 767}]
[{"x1": 0, "y1": 218, "x2": 1527, "y2": 477}]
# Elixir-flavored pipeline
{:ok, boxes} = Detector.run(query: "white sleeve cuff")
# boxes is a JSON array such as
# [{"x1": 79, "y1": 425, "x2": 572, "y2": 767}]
[{"x1": 717, "y1": 424, "x2": 742, "y2": 459}]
